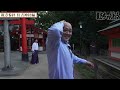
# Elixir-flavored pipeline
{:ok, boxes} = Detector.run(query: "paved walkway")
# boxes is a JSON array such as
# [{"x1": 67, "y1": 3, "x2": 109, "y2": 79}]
[{"x1": 0, "y1": 51, "x2": 48, "y2": 79}]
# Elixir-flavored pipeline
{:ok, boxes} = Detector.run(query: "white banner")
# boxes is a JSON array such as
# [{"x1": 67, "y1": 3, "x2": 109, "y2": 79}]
[{"x1": 0, "y1": 12, "x2": 37, "y2": 18}]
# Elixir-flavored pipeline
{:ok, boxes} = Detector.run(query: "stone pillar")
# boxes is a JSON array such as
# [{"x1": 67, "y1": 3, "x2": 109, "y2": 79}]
[{"x1": 2, "y1": 19, "x2": 13, "y2": 71}]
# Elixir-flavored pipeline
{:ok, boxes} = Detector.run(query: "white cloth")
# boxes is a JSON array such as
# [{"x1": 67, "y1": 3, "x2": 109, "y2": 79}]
[{"x1": 32, "y1": 42, "x2": 38, "y2": 51}]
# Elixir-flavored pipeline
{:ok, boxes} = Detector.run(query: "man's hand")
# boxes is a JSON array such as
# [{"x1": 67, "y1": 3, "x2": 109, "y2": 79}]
[
  {"x1": 86, "y1": 61, "x2": 94, "y2": 68},
  {"x1": 61, "y1": 20, "x2": 66, "y2": 22}
]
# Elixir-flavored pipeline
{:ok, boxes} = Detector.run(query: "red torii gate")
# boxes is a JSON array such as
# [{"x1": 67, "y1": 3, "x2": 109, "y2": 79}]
[
  {"x1": 26, "y1": 25, "x2": 47, "y2": 50},
  {"x1": 0, "y1": 18, "x2": 35, "y2": 61}
]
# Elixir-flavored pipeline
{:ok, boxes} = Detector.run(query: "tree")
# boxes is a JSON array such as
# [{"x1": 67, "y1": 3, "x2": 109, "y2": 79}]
[
  {"x1": 35, "y1": 11, "x2": 110, "y2": 55},
  {"x1": 34, "y1": 11, "x2": 57, "y2": 30}
]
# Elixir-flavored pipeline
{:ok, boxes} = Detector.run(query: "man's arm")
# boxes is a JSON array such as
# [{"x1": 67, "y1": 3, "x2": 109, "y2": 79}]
[
  {"x1": 72, "y1": 54, "x2": 94, "y2": 68},
  {"x1": 32, "y1": 43, "x2": 35, "y2": 53},
  {"x1": 47, "y1": 21, "x2": 64, "y2": 41},
  {"x1": 72, "y1": 54, "x2": 87, "y2": 64},
  {"x1": 46, "y1": 21, "x2": 65, "y2": 49}
]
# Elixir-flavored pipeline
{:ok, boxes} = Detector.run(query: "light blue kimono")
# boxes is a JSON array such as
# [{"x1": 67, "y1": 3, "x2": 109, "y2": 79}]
[{"x1": 46, "y1": 21, "x2": 87, "y2": 79}]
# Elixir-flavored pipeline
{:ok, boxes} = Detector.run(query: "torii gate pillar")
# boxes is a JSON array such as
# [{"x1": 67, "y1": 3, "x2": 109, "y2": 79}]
[
  {"x1": 9, "y1": 18, "x2": 35, "y2": 61},
  {"x1": 21, "y1": 18, "x2": 28, "y2": 61}
]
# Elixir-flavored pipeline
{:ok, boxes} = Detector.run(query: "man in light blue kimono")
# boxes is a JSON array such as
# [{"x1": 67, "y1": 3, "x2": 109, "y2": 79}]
[{"x1": 46, "y1": 20, "x2": 94, "y2": 79}]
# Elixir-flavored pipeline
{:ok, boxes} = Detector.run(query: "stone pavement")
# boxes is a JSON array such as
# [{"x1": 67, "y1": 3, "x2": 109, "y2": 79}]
[
  {"x1": 0, "y1": 51, "x2": 30, "y2": 76},
  {"x1": 0, "y1": 51, "x2": 48, "y2": 79}
]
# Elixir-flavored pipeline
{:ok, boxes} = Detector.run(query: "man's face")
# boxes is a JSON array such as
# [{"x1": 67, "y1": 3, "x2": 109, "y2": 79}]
[
  {"x1": 62, "y1": 22, "x2": 72, "y2": 42},
  {"x1": 35, "y1": 39, "x2": 38, "y2": 43}
]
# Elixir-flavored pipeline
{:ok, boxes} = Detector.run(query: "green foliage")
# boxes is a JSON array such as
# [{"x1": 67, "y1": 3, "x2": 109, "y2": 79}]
[{"x1": 35, "y1": 11, "x2": 56, "y2": 30}]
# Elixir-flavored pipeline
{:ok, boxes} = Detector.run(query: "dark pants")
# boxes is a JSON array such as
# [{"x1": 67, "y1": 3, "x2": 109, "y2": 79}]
[{"x1": 31, "y1": 50, "x2": 39, "y2": 64}]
